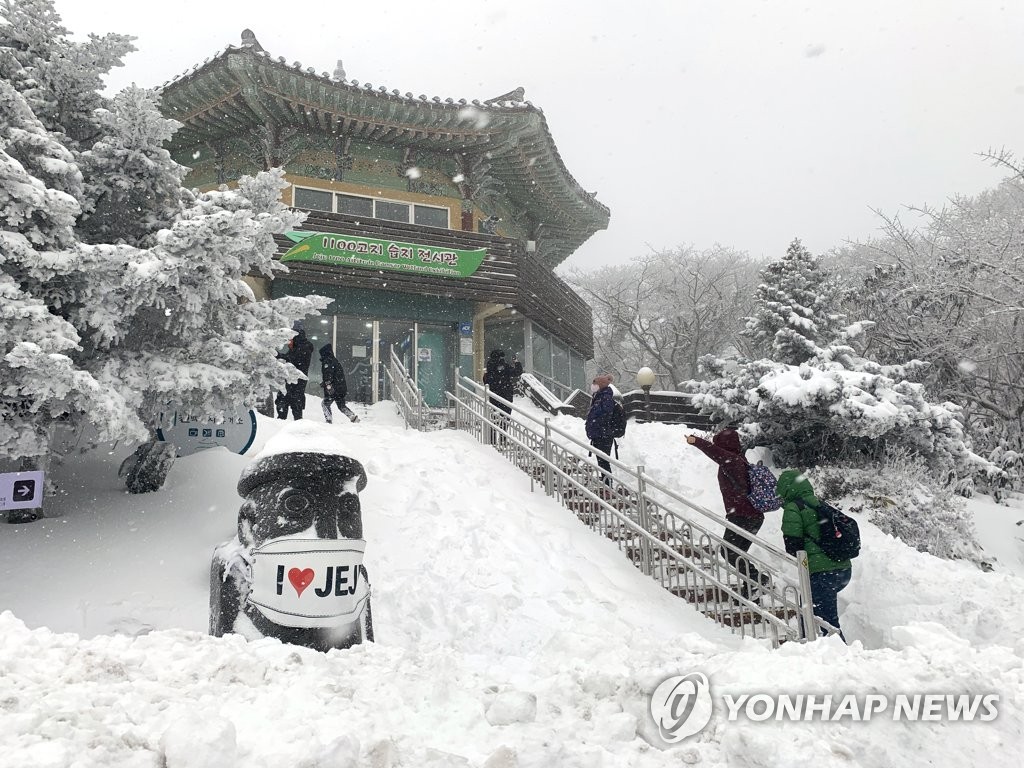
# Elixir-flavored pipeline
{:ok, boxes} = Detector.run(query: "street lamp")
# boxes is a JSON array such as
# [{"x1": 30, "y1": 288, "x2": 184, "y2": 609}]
[{"x1": 636, "y1": 367, "x2": 656, "y2": 423}]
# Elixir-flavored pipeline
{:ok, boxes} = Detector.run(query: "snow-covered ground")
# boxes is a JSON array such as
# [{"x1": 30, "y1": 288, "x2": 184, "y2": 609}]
[{"x1": 1, "y1": 397, "x2": 1022, "y2": 767}]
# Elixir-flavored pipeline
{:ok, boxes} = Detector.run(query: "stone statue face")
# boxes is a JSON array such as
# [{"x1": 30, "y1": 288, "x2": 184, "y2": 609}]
[{"x1": 236, "y1": 452, "x2": 368, "y2": 549}]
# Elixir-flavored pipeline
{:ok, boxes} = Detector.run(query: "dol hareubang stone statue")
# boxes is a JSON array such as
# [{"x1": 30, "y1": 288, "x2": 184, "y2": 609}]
[{"x1": 210, "y1": 451, "x2": 374, "y2": 650}]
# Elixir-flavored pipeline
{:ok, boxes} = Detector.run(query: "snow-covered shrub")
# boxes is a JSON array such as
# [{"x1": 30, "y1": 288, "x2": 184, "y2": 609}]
[
  {"x1": 810, "y1": 450, "x2": 984, "y2": 564},
  {"x1": 690, "y1": 326, "x2": 989, "y2": 481},
  {"x1": 688, "y1": 240, "x2": 992, "y2": 485}
]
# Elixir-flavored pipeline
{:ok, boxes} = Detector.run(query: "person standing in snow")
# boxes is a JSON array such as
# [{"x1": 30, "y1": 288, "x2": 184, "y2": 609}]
[
  {"x1": 319, "y1": 344, "x2": 359, "y2": 424},
  {"x1": 776, "y1": 469, "x2": 852, "y2": 642},
  {"x1": 483, "y1": 349, "x2": 521, "y2": 414},
  {"x1": 483, "y1": 349, "x2": 522, "y2": 443},
  {"x1": 585, "y1": 374, "x2": 617, "y2": 485},
  {"x1": 685, "y1": 429, "x2": 767, "y2": 593},
  {"x1": 275, "y1": 321, "x2": 314, "y2": 420}
]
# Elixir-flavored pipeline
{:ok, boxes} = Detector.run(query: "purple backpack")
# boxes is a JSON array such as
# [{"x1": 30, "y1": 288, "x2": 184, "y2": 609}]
[
  {"x1": 725, "y1": 460, "x2": 783, "y2": 513},
  {"x1": 746, "y1": 463, "x2": 783, "y2": 513}
]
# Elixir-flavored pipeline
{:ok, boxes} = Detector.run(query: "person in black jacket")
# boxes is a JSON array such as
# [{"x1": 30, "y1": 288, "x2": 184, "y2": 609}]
[
  {"x1": 275, "y1": 321, "x2": 314, "y2": 420},
  {"x1": 319, "y1": 344, "x2": 360, "y2": 424},
  {"x1": 483, "y1": 349, "x2": 522, "y2": 445},
  {"x1": 482, "y1": 349, "x2": 522, "y2": 413}
]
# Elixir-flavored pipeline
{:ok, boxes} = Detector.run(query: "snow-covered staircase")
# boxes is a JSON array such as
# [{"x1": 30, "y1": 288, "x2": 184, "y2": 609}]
[{"x1": 442, "y1": 375, "x2": 828, "y2": 646}]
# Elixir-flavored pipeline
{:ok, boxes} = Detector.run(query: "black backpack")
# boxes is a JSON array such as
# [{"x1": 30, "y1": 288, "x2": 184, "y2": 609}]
[
  {"x1": 795, "y1": 498, "x2": 860, "y2": 561},
  {"x1": 609, "y1": 402, "x2": 627, "y2": 438}
]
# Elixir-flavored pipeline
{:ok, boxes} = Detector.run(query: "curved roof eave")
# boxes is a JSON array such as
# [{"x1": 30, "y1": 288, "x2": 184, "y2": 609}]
[{"x1": 158, "y1": 42, "x2": 609, "y2": 265}]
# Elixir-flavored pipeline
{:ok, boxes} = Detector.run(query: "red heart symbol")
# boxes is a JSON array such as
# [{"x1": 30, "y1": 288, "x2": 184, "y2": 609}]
[{"x1": 288, "y1": 567, "x2": 315, "y2": 597}]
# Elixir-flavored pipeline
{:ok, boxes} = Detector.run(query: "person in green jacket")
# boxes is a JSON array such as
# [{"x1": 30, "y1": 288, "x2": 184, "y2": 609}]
[{"x1": 776, "y1": 469, "x2": 852, "y2": 642}]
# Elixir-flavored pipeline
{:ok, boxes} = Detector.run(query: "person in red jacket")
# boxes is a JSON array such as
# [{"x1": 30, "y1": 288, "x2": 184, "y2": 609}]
[{"x1": 686, "y1": 429, "x2": 766, "y2": 594}]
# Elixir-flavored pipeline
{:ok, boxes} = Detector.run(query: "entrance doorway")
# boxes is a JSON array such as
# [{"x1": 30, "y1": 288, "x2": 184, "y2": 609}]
[{"x1": 328, "y1": 316, "x2": 456, "y2": 407}]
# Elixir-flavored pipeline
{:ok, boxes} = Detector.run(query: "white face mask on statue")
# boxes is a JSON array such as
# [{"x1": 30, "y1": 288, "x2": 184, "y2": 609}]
[{"x1": 590, "y1": 384, "x2": 599, "y2": 393}]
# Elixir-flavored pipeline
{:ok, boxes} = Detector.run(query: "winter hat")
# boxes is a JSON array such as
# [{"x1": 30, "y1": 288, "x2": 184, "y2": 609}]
[
  {"x1": 712, "y1": 428, "x2": 743, "y2": 455},
  {"x1": 489, "y1": 349, "x2": 505, "y2": 360},
  {"x1": 292, "y1": 319, "x2": 305, "y2": 333}
]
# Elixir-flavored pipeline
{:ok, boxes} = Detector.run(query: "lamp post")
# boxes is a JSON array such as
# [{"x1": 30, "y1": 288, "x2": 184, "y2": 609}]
[{"x1": 636, "y1": 367, "x2": 656, "y2": 423}]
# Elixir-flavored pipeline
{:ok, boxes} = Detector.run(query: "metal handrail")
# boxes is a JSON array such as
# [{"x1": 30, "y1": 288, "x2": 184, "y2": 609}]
[
  {"x1": 387, "y1": 346, "x2": 453, "y2": 431},
  {"x1": 528, "y1": 369, "x2": 575, "y2": 401},
  {"x1": 448, "y1": 374, "x2": 835, "y2": 645},
  {"x1": 387, "y1": 346, "x2": 424, "y2": 430},
  {"x1": 458, "y1": 375, "x2": 794, "y2": 567}
]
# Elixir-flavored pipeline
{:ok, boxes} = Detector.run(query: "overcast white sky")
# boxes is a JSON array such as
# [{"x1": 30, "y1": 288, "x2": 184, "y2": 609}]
[{"x1": 59, "y1": 0, "x2": 1024, "y2": 271}]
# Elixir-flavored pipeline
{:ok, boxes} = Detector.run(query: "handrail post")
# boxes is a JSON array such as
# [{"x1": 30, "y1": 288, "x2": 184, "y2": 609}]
[
  {"x1": 483, "y1": 384, "x2": 492, "y2": 445},
  {"x1": 637, "y1": 466, "x2": 652, "y2": 576},
  {"x1": 796, "y1": 550, "x2": 817, "y2": 642},
  {"x1": 543, "y1": 418, "x2": 553, "y2": 496}
]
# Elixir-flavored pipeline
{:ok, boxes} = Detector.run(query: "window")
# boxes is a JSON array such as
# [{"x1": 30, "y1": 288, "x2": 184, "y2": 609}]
[
  {"x1": 292, "y1": 186, "x2": 450, "y2": 229},
  {"x1": 375, "y1": 200, "x2": 411, "y2": 222},
  {"x1": 293, "y1": 187, "x2": 333, "y2": 211},
  {"x1": 414, "y1": 205, "x2": 448, "y2": 228},
  {"x1": 337, "y1": 194, "x2": 373, "y2": 217}
]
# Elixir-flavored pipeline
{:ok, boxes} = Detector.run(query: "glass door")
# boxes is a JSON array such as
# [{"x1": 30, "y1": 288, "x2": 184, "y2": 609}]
[
  {"x1": 377, "y1": 320, "x2": 415, "y2": 403},
  {"x1": 416, "y1": 323, "x2": 455, "y2": 407},
  {"x1": 330, "y1": 317, "x2": 374, "y2": 405}
]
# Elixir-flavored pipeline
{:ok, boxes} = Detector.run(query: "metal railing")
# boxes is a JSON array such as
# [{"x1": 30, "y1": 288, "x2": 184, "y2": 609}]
[
  {"x1": 384, "y1": 346, "x2": 453, "y2": 431},
  {"x1": 528, "y1": 369, "x2": 576, "y2": 401},
  {"x1": 449, "y1": 373, "x2": 838, "y2": 646},
  {"x1": 384, "y1": 346, "x2": 425, "y2": 430}
]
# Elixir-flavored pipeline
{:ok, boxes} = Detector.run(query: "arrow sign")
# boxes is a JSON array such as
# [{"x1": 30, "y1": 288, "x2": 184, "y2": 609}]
[{"x1": 1, "y1": 471, "x2": 44, "y2": 511}]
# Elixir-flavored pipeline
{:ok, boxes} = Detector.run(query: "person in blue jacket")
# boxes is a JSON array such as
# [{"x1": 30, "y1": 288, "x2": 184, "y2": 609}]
[{"x1": 585, "y1": 374, "x2": 616, "y2": 485}]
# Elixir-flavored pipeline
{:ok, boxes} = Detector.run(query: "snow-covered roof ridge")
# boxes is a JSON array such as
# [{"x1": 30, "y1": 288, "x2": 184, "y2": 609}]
[{"x1": 159, "y1": 32, "x2": 541, "y2": 116}]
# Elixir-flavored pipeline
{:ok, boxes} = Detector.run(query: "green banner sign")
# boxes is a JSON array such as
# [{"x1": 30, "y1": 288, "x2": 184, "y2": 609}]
[{"x1": 282, "y1": 231, "x2": 486, "y2": 278}]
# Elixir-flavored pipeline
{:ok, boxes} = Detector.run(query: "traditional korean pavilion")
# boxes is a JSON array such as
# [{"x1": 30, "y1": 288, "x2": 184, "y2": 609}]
[{"x1": 158, "y1": 31, "x2": 609, "y2": 406}]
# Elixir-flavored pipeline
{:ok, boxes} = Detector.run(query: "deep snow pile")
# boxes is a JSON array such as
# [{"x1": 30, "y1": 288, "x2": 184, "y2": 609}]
[{"x1": 1, "y1": 398, "x2": 1022, "y2": 767}]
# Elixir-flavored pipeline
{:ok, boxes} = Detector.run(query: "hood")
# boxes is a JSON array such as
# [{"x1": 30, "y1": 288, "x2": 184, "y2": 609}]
[
  {"x1": 712, "y1": 428, "x2": 742, "y2": 455},
  {"x1": 319, "y1": 344, "x2": 334, "y2": 359},
  {"x1": 488, "y1": 350, "x2": 505, "y2": 361},
  {"x1": 776, "y1": 469, "x2": 816, "y2": 502}
]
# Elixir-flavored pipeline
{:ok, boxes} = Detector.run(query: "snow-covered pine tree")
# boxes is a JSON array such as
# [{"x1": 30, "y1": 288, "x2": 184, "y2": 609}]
[
  {"x1": 0, "y1": 0, "x2": 135, "y2": 149},
  {"x1": 92, "y1": 167, "x2": 331, "y2": 441},
  {"x1": 690, "y1": 325, "x2": 989, "y2": 481},
  {"x1": 0, "y1": 79, "x2": 141, "y2": 472},
  {"x1": 2, "y1": 2, "x2": 329, "y2": 497},
  {"x1": 77, "y1": 86, "x2": 186, "y2": 247},
  {"x1": 743, "y1": 238, "x2": 842, "y2": 365}
]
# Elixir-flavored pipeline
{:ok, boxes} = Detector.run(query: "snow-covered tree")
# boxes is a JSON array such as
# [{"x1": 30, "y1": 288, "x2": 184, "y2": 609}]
[
  {"x1": 743, "y1": 238, "x2": 843, "y2": 365},
  {"x1": 77, "y1": 86, "x2": 185, "y2": 247},
  {"x1": 690, "y1": 325, "x2": 989, "y2": 483},
  {"x1": 570, "y1": 246, "x2": 759, "y2": 386},
  {"x1": 92, "y1": 168, "x2": 330, "y2": 430},
  {"x1": 0, "y1": 79, "x2": 140, "y2": 468},
  {"x1": 832, "y1": 155, "x2": 1024, "y2": 495},
  {"x1": 1, "y1": 2, "x2": 329, "y2": 496},
  {"x1": 0, "y1": 0, "x2": 135, "y2": 148}
]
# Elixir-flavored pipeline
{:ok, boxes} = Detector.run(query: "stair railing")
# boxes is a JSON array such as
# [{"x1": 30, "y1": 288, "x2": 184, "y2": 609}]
[
  {"x1": 449, "y1": 373, "x2": 837, "y2": 646},
  {"x1": 385, "y1": 345, "x2": 424, "y2": 430}
]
